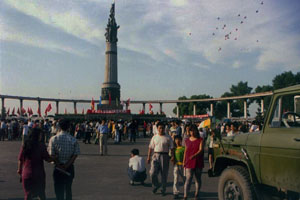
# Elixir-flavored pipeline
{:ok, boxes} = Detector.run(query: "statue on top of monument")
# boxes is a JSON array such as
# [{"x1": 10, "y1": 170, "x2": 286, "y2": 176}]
[{"x1": 105, "y1": 3, "x2": 120, "y2": 43}]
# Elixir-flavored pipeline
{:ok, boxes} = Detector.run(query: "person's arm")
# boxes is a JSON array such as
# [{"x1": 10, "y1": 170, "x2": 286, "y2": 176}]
[
  {"x1": 63, "y1": 155, "x2": 77, "y2": 169},
  {"x1": 183, "y1": 146, "x2": 187, "y2": 167},
  {"x1": 170, "y1": 147, "x2": 175, "y2": 164},
  {"x1": 17, "y1": 160, "x2": 22, "y2": 175},
  {"x1": 17, "y1": 147, "x2": 24, "y2": 175},
  {"x1": 190, "y1": 139, "x2": 203, "y2": 160},
  {"x1": 147, "y1": 148, "x2": 152, "y2": 164}
]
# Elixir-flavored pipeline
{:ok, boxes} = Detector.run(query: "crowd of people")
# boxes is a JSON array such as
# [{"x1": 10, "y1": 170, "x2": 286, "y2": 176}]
[{"x1": 0, "y1": 116, "x2": 263, "y2": 200}]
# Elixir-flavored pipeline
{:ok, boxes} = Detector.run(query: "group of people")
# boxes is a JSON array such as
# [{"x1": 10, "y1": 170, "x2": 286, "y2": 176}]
[
  {"x1": 17, "y1": 119, "x2": 80, "y2": 200},
  {"x1": 1, "y1": 115, "x2": 265, "y2": 200},
  {"x1": 127, "y1": 121, "x2": 216, "y2": 200}
]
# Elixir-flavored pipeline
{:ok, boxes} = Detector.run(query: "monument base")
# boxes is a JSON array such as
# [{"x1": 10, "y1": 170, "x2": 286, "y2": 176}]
[{"x1": 97, "y1": 103, "x2": 123, "y2": 110}]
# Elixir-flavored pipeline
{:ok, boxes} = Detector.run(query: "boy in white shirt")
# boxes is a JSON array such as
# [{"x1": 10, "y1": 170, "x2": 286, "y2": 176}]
[{"x1": 128, "y1": 149, "x2": 147, "y2": 185}]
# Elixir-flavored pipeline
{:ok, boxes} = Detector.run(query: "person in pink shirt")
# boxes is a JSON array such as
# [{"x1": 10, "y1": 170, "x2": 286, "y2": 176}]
[
  {"x1": 183, "y1": 124, "x2": 204, "y2": 200},
  {"x1": 17, "y1": 128, "x2": 52, "y2": 200}
]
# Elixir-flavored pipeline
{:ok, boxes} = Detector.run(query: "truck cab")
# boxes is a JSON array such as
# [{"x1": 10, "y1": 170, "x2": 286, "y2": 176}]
[{"x1": 212, "y1": 84, "x2": 300, "y2": 200}]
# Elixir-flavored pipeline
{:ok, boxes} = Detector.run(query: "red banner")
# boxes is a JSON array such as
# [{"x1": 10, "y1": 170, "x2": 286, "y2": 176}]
[
  {"x1": 87, "y1": 109, "x2": 131, "y2": 114},
  {"x1": 183, "y1": 114, "x2": 209, "y2": 119}
]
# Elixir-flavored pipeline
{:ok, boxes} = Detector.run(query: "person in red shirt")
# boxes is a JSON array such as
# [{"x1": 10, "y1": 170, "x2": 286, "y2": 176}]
[
  {"x1": 17, "y1": 128, "x2": 52, "y2": 200},
  {"x1": 183, "y1": 124, "x2": 204, "y2": 200}
]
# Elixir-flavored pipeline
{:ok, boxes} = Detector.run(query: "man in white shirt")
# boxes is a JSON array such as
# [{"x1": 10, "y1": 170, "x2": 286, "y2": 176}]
[
  {"x1": 152, "y1": 120, "x2": 159, "y2": 135},
  {"x1": 128, "y1": 149, "x2": 146, "y2": 185},
  {"x1": 147, "y1": 122, "x2": 174, "y2": 196},
  {"x1": 22, "y1": 121, "x2": 29, "y2": 144}
]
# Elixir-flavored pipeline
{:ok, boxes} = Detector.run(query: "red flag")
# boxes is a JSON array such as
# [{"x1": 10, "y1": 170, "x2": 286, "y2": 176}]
[
  {"x1": 21, "y1": 107, "x2": 26, "y2": 115},
  {"x1": 109, "y1": 93, "x2": 112, "y2": 105},
  {"x1": 30, "y1": 107, "x2": 33, "y2": 116},
  {"x1": 149, "y1": 103, "x2": 153, "y2": 111},
  {"x1": 64, "y1": 108, "x2": 67, "y2": 114},
  {"x1": 12, "y1": 107, "x2": 15, "y2": 115},
  {"x1": 27, "y1": 107, "x2": 30, "y2": 115},
  {"x1": 6, "y1": 108, "x2": 10, "y2": 115},
  {"x1": 45, "y1": 103, "x2": 52, "y2": 115},
  {"x1": 17, "y1": 108, "x2": 20, "y2": 115},
  {"x1": 74, "y1": 108, "x2": 77, "y2": 114},
  {"x1": 91, "y1": 98, "x2": 95, "y2": 110},
  {"x1": 82, "y1": 108, "x2": 84, "y2": 114}
]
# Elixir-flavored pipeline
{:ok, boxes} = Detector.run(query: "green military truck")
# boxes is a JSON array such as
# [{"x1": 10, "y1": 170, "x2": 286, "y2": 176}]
[{"x1": 212, "y1": 85, "x2": 300, "y2": 200}]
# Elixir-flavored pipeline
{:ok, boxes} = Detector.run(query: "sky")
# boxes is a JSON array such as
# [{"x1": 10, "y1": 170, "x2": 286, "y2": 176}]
[{"x1": 0, "y1": 0, "x2": 300, "y2": 116}]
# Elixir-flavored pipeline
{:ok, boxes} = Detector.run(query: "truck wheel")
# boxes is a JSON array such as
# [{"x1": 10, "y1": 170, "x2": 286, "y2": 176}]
[{"x1": 218, "y1": 166, "x2": 256, "y2": 200}]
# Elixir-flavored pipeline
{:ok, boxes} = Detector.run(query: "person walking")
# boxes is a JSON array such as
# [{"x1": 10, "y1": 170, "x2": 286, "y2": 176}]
[
  {"x1": 18, "y1": 128, "x2": 52, "y2": 200},
  {"x1": 173, "y1": 135, "x2": 185, "y2": 199},
  {"x1": 98, "y1": 119, "x2": 108, "y2": 156},
  {"x1": 129, "y1": 120, "x2": 137, "y2": 143},
  {"x1": 48, "y1": 119, "x2": 80, "y2": 200},
  {"x1": 183, "y1": 124, "x2": 204, "y2": 200},
  {"x1": 147, "y1": 122, "x2": 174, "y2": 196},
  {"x1": 206, "y1": 130, "x2": 216, "y2": 170},
  {"x1": 0, "y1": 119, "x2": 7, "y2": 141}
]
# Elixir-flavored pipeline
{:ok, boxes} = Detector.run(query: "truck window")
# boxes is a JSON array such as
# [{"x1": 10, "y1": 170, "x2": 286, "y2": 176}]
[{"x1": 269, "y1": 94, "x2": 300, "y2": 128}]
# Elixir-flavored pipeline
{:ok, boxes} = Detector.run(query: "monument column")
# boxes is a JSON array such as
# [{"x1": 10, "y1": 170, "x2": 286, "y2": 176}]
[{"x1": 100, "y1": 3, "x2": 121, "y2": 110}]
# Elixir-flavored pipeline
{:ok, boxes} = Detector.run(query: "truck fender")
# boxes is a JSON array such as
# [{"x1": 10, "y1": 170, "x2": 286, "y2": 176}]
[{"x1": 213, "y1": 155, "x2": 259, "y2": 184}]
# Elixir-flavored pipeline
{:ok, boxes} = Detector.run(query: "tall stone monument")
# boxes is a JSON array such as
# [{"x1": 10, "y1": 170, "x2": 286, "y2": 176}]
[{"x1": 99, "y1": 3, "x2": 122, "y2": 110}]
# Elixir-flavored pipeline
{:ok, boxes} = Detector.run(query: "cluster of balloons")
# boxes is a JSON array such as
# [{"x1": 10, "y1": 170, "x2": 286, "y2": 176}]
[{"x1": 210, "y1": 1, "x2": 264, "y2": 52}]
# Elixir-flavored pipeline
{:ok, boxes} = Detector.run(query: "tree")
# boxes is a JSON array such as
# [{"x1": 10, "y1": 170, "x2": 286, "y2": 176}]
[
  {"x1": 173, "y1": 94, "x2": 213, "y2": 117},
  {"x1": 272, "y1": 71, "x2": 300, "y2": 113},
  {"x1": 272, "y1": 71, "x2": 300, "y2": 90},
  {"x1": 255, "y1": 85, "x2": 273, "y2": 113},
  {"x1": 173, "y1": 96, "x2": 189, "y2": 117},
  {"x1": 215, "y1": 81, "x2": 253, "y2": 118}
]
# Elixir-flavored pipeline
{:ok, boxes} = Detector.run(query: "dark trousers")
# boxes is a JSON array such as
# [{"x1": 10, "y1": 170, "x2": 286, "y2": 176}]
[
  {"x1": 128, "y1": 167, "x2": 147, "y2": 183},
  {"x1": 129, "y1": 132, "x2": 136, "y2": 142},
  {"x1": 53, "y1": 165, "x2": 74, "y2": 200},
  {"x1": 0, "y1": 129, "x2": 5, "y2": 141},
  {"x1": 83, "y1": 132, "x2": 91, "y2": 144}
]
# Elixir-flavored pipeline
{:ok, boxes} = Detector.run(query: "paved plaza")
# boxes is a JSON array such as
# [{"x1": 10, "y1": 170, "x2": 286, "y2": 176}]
[{"x1": 0, "y1": 137, "x2": 218, "y2": 200}]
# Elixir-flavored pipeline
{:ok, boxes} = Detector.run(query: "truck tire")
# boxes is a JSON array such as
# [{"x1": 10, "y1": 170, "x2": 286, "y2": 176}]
[{"x1": 218, "y1": 165, "x2": 256, "y2": 200}]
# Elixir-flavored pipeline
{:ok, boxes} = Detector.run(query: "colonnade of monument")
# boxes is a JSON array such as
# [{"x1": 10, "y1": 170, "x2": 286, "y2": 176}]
[{"x1": 0, "y1": 91, "x2": 272, "y2": 118}]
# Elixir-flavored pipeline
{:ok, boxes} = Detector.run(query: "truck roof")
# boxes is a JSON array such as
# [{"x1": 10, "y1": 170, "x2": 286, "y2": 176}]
[{"x1": 274, "y1": 84, "x2": 300, "y2": 94}]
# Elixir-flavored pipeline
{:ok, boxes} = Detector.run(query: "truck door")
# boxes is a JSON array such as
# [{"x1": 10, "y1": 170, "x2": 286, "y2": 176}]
[{"x1": 260, "y1": 92, "x2": 300, "y2": 192}]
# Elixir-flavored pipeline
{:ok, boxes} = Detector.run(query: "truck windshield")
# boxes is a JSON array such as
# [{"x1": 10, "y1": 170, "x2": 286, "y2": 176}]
[{"x1": 269, "y1": 93, "x2": 300, "y2": 128}]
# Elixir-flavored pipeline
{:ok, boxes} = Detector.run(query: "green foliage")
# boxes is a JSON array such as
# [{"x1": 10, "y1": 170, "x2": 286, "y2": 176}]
[
  {"x1": 173, "y1": 94, "x2": 213, "y2": 117},
  {"x1": 255, "y1": 85, "x2": 273, "y2": 113},
  {"x1": 272, "y1": 71, "x2": 300, "y2": 90},
  {"x1": 218, "y1": 81, "x2": 253, "y2": 118},
  {"x1": 173, "y1": 71, "x2": 300, "y2": 119}
]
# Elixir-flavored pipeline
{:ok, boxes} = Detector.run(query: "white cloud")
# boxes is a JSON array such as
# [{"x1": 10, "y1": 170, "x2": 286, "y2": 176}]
[
  {"x1": 170, "y1": 0, "x2": 187, "y2": 7},
  {"x1": 1, "y1": 24, "x2": 85, "y2": 56},
  {"x1": 3, "y1": 0, "x2": 103, "y2": 43},
  {"x1": 233, "y1": 61, "x2": 241, "y2": 69}
]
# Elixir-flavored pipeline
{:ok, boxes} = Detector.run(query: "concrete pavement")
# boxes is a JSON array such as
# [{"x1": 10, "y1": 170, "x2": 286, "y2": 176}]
[{"x1": 0, "y1": 137, "x2": 218, "y2": 200}]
